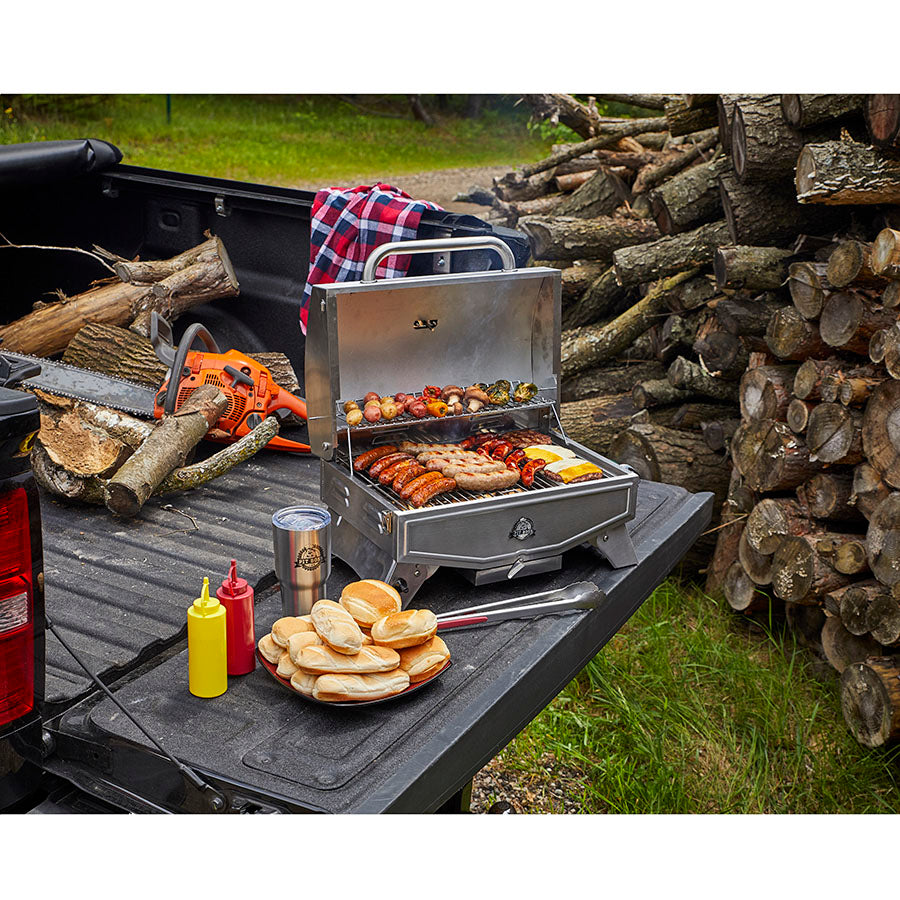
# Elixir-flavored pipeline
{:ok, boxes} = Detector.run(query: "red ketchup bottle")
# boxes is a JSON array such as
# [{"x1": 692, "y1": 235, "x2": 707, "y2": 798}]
[{"x1": 216, "y1": 559, "x2": 255, "y2": 675}]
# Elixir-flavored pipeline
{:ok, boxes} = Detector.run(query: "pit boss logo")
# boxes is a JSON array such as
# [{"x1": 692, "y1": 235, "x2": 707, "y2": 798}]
[
  {"x1": 510, "y1": 517, "x2": 536, "y2": 541},
  {"x1": 295, "y1": 544, "x2": 324, "y2": 571},
  {"x1": 413, "y1": 318, "x2": 438, "y2": 331}
]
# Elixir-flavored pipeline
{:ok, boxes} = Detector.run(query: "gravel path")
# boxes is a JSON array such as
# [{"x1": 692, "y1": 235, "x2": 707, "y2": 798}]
[{"x1": 288, "y1": 164, "x2": 508, "y2": 214}]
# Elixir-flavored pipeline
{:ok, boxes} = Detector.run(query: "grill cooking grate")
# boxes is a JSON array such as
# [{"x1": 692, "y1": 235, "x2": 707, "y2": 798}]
[{"x1": 335, "y1": 430, "x2": 568, "y2": 511}]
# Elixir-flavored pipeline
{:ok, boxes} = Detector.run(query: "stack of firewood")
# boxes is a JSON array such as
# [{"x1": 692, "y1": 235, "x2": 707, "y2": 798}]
[{"x1": 473, "y1": 93, "x2": 900, "y2": 749}]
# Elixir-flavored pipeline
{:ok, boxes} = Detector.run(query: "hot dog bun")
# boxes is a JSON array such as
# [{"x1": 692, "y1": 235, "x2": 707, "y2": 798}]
[
  {"x1": 271, "y1": 616, "x2": 315, "y2": 647},
  {"x1": 287, "y1": 630, "x2": 323, "y2": 664},
  {"x1": 310, "y1": 599, "x2": 364, "y2": 655},
  {"x1": 258, "y1": 633, "x2": 283, "y2": 664},
  {"x1": 276, "y1": 651, "x2": 300, "y2": 679},
  {"x1": 398, "y1": 635, "x2": 450, "y2": 682},
  {"x1": 370, "y1": 609, "x2": 438, "y2": 649},
  {"x1": 290, "y1": 670, "x2": 318, "y2": 696},
  {"x1": 312, "y1": 670, "x2": 410, "y2": 702},
  {"x1": 339, "y1": 579, "x2": 403, "y2": 627},
  {"x1": 298, "y1": 643, "x2": 401, "y2": 675}
]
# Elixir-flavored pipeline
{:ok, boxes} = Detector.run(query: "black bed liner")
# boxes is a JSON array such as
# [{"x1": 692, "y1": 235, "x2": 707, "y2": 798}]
[{"x1": 44, "y1": 475, "x2": 711, "y2": 814}]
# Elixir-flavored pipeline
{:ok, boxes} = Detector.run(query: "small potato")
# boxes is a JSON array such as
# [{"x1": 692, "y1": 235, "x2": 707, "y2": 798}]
[
  {"x1": 346, "y1": 408, "x2": 363, "y2": 426},
  {"x1": 408, "y1": 402, "x2": 427, "y2": 418},
  {"x1": 363, "y1": 405, "x2": 382, "y2": 423},
  {"x1": 381, "y1": 396, "x2": 393, "y2": 404},
  {"x1": 381, "y1": 402, "x2": 399, "y2": 420},
  {"x1": 343, "y1": 400, "x2": 360, "y2": 413},
  {"x1": 364, "y1": 392, "x2": 380, "y2": 404},
  {"x1": 394, "y1": 392, "x2": 409, "y2": 404}
]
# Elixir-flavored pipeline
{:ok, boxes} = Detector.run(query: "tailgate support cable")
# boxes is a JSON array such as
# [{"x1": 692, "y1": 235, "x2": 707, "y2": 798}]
[{"x1": 46, "y1": 616, "x2": 227, "y2": 812}]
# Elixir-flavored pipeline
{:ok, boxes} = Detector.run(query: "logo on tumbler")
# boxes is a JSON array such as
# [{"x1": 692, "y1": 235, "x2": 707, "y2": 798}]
[{"x1": 295, "y1": 544, "x2": 324, "y2": 571}]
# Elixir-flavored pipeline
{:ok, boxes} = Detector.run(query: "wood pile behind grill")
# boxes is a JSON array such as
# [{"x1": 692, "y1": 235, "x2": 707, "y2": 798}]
[{"x1": 469, "y1": 92, "x2": 900, "y2": 748}]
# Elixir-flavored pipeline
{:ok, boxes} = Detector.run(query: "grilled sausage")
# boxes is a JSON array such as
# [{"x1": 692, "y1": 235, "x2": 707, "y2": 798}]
[
  {"x1": 409, "y1": 477, "x2": 457, "y2": 508},
  {"x1": 379, "y1": 457, "x2": 418, "y2": 485},
  {"x1": 392, "y1": 463, "x2": 427, "y2": 492},
  {"x1": 453, "y1": 469, "x2": 521, "y2": 491},
  {"x1": 399, "y1": 441, "x2": 461, "y2": 454},
  {"x1": 368, "y1": 452, "x2": 411, "y2": 476},
  {"x1": 398, "y1": 471, "x2": 443, "y2": 500},
  {"x1": 520, "y1": 458, "x2": 547, "y2": 487},
  {"x1": 490, "y1": 441, "x2": 515, "y2": 460},
  {"x1": 353, "y1": 445, "x2": 399, "y2": 472},
  {"x1": 460, "y1": 434, "x2": 497, "y2": 450}
]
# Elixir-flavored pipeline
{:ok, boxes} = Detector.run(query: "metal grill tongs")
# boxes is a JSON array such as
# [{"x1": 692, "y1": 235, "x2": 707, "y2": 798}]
[{"x1": 435, "y1": 581, "x2": 605, "y2": 631}]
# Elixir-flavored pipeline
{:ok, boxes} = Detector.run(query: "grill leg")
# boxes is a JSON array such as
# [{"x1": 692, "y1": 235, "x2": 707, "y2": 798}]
[
  {"x1": 330, "y1": 514, "x2": 438, "y2": 606},
  {"x1": 593, "y1": 523, "x2": 637, "y2": 568}
]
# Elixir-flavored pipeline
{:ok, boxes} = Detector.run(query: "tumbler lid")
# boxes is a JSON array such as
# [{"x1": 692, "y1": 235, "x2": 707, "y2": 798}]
[{"x1": 272, "y1": 505, "x2": 331, "y2": 530}]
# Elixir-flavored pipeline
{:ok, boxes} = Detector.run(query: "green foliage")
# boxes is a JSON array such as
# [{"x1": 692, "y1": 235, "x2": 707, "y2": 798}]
[
  {"x1": 0, "y1": 94, "x2": 551, "y2": 184},
  {"x1": 500, "y1": 579, "x2": 900, "y2": 813}
]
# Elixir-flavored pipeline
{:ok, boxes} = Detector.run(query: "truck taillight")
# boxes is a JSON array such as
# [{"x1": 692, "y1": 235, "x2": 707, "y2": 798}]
[{"x1": 0, "y1": 486, "x2": 33, "y2": 727}]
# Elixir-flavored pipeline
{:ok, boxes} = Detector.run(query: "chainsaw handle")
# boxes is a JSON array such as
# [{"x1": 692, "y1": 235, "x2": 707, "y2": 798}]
[
  {"x1": 161, "y1": 321, "x2": 221, "y2": 415},
  {"x1": 269, "y1": 386, "x2": 308, "y2": 421}
]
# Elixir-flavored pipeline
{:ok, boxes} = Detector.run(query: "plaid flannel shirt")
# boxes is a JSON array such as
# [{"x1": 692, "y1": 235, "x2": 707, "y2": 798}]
[{"x1": 300, "y1": 183, "x2": 442, "y2": 334}]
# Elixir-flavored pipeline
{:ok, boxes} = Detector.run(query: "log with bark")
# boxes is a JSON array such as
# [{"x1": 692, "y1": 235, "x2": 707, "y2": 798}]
[
  {"x1": 871, "y1": 228, "x2": 900, "y2": 277},
  {"x1": 866, "y1": 95, "x2": 900, "y2": 152},
  {"x1": 865, "y1": 492, "x2": 900, "y2": 585},
  {"x1": 717, "y1": 94, "x2": 751, "y2": 153},
  {"x1": 771, "y1": 534, "x2": 851, "y2": 603},
  {"x1": 785, "y1": 601, "x2": 827, "y2": 655},
  {"x1": 667, "y1": 355, "x2": 739, "y2": 402},
  {"x1": 765, "y1": 306, "x2": 832, "y2": 360},
  {"x1": 862, "y1": 382, "x2": 900, "y2": 488},
  {"x1": 819, "y1": 292, "x2": 896, "y2": 355},
  {"x1": 612, "y1": 220, "x2": 730, "y2": 287},
  {"x1": 852, "y1": 463, "x2": 891, "y2": 521},
  {"x1": 780, "y1": 94, "x2": 863, "y2": 129},
  {"x1": 664, "y1": 96, "x2": 718, "y2": 137},
  {"x1": 787, "y1": 261, "x2": 830, "y2": 319},
  {"x1": 632, "y1": 379, "x2": 691, "y2": 409},
  {"x1": 793, "y1": 357, "x2": 844, "y2": 401},
  {"x1": 796, "y1": 471, "x2": 862, "y2": 522},
  {"x1": 553, "y1": 169, "x2": 632, "y2": 219},
  {"x1": 560, "y1": 360, "x2": 666, "y2": 403},
  {"x1": 0, "y1": 238, "x2": 239, "y2": 357},
  {"x1": 559, "y1": 393, "x2": 672, "y2": 454},
  {"x1": 713, "y1": 245, "x2": 792, "y2": 291},
  {"x1": 841, "y1": 655, "x2": 900, "y2": 747},
  {"x1": 806, "y1": 402, "x2": 863, "y2": 465},
  {"x1": 649, "y1": 156, "x2": 727, "y2": 235},
  {"x1": 554, "y1": 171, "x2": 595, "y2": 192},
  {"x1": 738, "y1": 364, "x2": 797, "y2": 423},
  {"x1": 701, "y1": 418, "x2": 741, "y2": 453},
  {"x1": 796, "y1": 141, "x2": 900, "y2": 205},
  {"x1": 870, "y1": 590, "x2": 900, "y2": 646},
  {"x1": 112, "y1": 236, "x2": 227, "y2": 284},
  {"x1": 560, "y1": 260, "x2": 607, "y2": 303},
  {"x1": 630, "y1": 129, "x2": 718, "y2": 194},
  {"x1": 826, "y1": 240, "x2": 881, "y2": 289},
  {"x1": 714, "y1": 294, "x2": 788, "y2": 337},
  {"x1": 692, "y1": 330, "x2": 749, "y2": 379},
  {"x1": 723, "y1": 562, "x2": 765, "y2": 613},
  {"x1": 822, "y1": 618, "x2": 883, "y2": 673},
  {"x1": 745, "y1": 496, "x2": 816, "y2": 555},
  {"x1": 731, "y1": 420, "x2": 820, "y2": 492},
  {"x1": 706, "y1": 467, "x2": 756, "y2": 597},
  {"x1": 519, "y1": 214, "x2": 659, "y2": 261},
  {"x1": 815, "y1": 532, "x2": 869, "y2": 575},
  {"x1": 838, "y1": 581, "x2": 888, "y2": 635},
  {"x1": 738, "y1": 528, "x2": 773, "y2": 585},
  {"x1": 561, "y1": 268, "x2": 699, "y2": 376},
  {"x1": 787, "y1": 398, "x2": 813, "y2": 433},
  {"x1": 561, "y1": 266, "x2": 630, "y2": 329}
]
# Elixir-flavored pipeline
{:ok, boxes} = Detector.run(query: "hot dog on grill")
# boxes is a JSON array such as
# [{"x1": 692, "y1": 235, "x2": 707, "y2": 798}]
[
  {"x1": 380, "y1": 457, "x2": 418, "y2": 484},
  {"x1": 368, "y1": 452, "x2": 411, "y2": 476},
  {"x1": 353, "y1": 445, "x2": 398, "y2": 471},
  {"x1": 409, "y1": 477, "x2": 457, "y2": 507},
  {"x1": 393, "y1": 464, "x2": 427, "y2": 492},
  {"x1": 398, "y1": 471, "x2": 443, "y2": 500}
]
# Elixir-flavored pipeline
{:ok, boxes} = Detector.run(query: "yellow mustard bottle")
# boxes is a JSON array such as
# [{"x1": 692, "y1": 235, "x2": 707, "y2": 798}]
[{"x1": 188, "y1": 577, "x2": 227, "y2": 698}]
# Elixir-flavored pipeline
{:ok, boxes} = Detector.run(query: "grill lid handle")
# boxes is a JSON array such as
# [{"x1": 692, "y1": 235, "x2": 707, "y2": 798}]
[{"x1": 361, "y1": 236, "x2": 516, "y2": 283}]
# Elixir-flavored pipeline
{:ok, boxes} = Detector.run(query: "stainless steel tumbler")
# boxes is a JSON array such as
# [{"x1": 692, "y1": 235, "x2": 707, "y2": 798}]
[{"x1": 272, "y1": 506, "x2": 332, "y2": 616}]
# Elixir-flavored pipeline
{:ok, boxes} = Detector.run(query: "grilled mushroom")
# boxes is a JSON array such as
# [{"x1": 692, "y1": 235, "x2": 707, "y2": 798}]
[
  {"x1": 464, "y1": 386, "x2": 489, "y2": 413},
  {"x1": 441, "y1": 385, "x2": 465, "y2": 406}
]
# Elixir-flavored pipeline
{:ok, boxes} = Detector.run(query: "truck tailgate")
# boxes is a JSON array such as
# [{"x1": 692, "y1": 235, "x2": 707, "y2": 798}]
[{"x1": 42, "y1": 462, "x2": 712, "y2": 813}]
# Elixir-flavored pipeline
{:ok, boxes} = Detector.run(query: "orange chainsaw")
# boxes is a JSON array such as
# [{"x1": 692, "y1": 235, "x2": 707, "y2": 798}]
[{"x1": 150, "y1": 312, "x2": 310, "y2": 453}]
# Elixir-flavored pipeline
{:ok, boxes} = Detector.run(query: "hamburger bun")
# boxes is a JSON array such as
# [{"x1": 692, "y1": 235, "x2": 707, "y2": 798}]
[
  {"x1": 258, "y1": 633, "x2": 283, "y2": 664},
  {"x1": 339, "y1": 579, "x2": 402, "y2": 627},
  {"x1": 271, "y1": 616, "x2": 315, "y2": 647},
  {"x1": 370, "y1": 609, "x2": 438, "y2": 649}
]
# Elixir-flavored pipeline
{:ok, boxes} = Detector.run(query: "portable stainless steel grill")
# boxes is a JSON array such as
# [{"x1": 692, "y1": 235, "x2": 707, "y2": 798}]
[{"x1": 304, "y1": 236, "x2": 639, "y2": 603}]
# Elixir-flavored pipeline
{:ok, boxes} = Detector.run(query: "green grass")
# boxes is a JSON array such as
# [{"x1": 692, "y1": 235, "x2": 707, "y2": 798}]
[
  {"x1": 0, "y1": 94, "x2": 551, "y2": 185},
  {"x1": 497, "y1": 580, "x2": 900, "y2": 813}
]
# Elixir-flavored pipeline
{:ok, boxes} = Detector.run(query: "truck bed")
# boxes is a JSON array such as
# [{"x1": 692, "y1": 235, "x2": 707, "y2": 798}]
[{"x1": 41, "y1": 461, "x2": 711, "y2": 813}]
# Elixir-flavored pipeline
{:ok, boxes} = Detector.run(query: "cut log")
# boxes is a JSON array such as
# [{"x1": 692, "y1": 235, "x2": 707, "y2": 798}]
[
  {"x1": 561, "y1": 268, "x2": 699, "y2": 376},
  {"x1": 0, "y1": 243, "x2": 239, "y2": 358},
  {"x1": 693, "y1": 330, "x2": 749, "y2": 379},
  {"x1": 862, "y1": 382, "x2": 900, "y2": 488},
  {"x1": 785, "y1": 601, "x2": 827, "y2": 655},
  {"x1": 787, "y1": 261, "x2": 830, "y2": 320},
  {"x1": 717, "y1": 94, "x2": 748, "y2": 153},
  {"x1": 701, "y1": 418, "x2": 741, "y2": 453},
  {"x1": 883, "y1": 282, "x2": 900, "y2": 310},
  {"x1": 816, "y1": 532, "x2": 870, "y2": 575},
  {"x1": 797, "y1": 471, "x2": 861, "y2": 523},
  {"x1": 561, "y1": 260, "x2": 607, "y2": 303},
  {"x1": 781, "y1": 94, "x2": 863, "y2": 129},
  {"x1": 36, "y1": 408, "x2": 133, "y2": 479},
  {"x1": 878, "y1": 323, "x2": 900, "y2": 380},
  {"x1": 866, "y1": 95, "x2": 900, "y2": 152},
  {"x1": 746, "y1": 496, "x2": 816, "y2": 555},
  {"x1": 553, "y1": 169, "x2": 631, "y2": 219},
  {"x1": 632, "y1": 379, "x2": 691, "y2": 410},
  {"x1": 560, "y1": 360, "x2": 666, "y2": 403},
  {"x1": 683, "y1": 95, "x2": 717, "y2": 109},
  {"x1": 519, "y1": 214, "x2": 659, "y2": 262},
  {"x1": 660, "y1": 309, "x2": 708, "y2": 368},
  {"x1": 562, "y1": 265, "x2": 629, "y2": 329},
  {"x1": 554, "y1": 170, "x2": 595, "y2": 192},
  {"x1": 852, "y1": 463, "x2": 892, "y2": 521},
  {"x1": 663, "y1": 96, "x2": 718, "y2": 136},
  {"x1": 706, "y1": 466, "x2": 755, "y2": 597},
  {"x1": 112, "y1": 237, "x2": 224, "y2": 284},
  {"x1": 714, "y1": 294, "x2": 788, "y2": 338},
  {"x1": 630, "y1": 129, "x2": 718, "y2": 195},
  {"x1": 825, "y1": 365, "x2": 884, "y2": 408},
  {"x1": 866, "y1": 493, "x2": 900, "y2": 584},
  {"x1": 796, "y1": 141, "x2": 900, "y2": 205},
  {"x1": 612, "y1": 220, "x2": 730, "y2": 288},
  {"x1": 826, "y1": 240, "x2": 880, "y2": 290},
  {"x1": 493, "y1": 169, "x2": 556, "y2": 202},
  {"x1": 871, "y1": 228, "x2": 900, "y2": 278},
  {"x1": 819, "y1": 292, "x2": 896, "y2": 354},
  {"x1": 667, "y1": 355, "x2": 738, "y2": 402},
  {"x1": 594, "y1": 94, "x2": 669, "y2": 112},
  {"x1": 723, "y1": 562, "x2": 767, "y2": 612},
  {"x1": 559, "y1": 393, "x2": 672, "y2": 454},
  {"x1": 839, "y1": 582, "x2": 885, "y2": 635},
  {"x1": 738, "y1": 528, "x2": 773, "y2": 585},
  {"x1": 739, "y1": 364, "x2": 797, "y2": 423},
  {"x1": 822, "y1": 619, "x2": 883, "y2": 673},
  {"x1": 713, "y1": 245, "x2": 792, "y2": 291},
  {"x1": 841, "y1": 655, "x2": 900, "y2": 747},
  {"x1": 871, "y1": 590, "x2": 900, "y2": 646},
  {"x1": 765, "y1": 306, "x2": 830, "y2": 361},
  {"x1": 719, "y1": 168, "x2": 843, "y2": 246},
  {"x1": 870, "y1": 327, "x2": 890, "y2": 363},
  {"x1": 665, "y1": 275, "x2": 717, "y2": 313},
  {"x1": 806, "y1": 402, "x2": 863, "y2": 465},
  {"x1": 649, "y1": 156, "x2": 726, "y2": 235},
  {"x1": 793, "y1": 357, "x2": 844, "y2": 401},
  {"x1": 772, "y1": 534, "x2": 852, "y2": 603},
  {"x1": 731, "y1": 420, "x2": 820, "y2": 492},
  {"x1": 63, "y1": 322, "x2": 167, "y2": 387},
  {"x1": 609, "y1": 422, "x2": 731, "y2": 504},
  {"x1": 104, "y1": 384, "x2": 227, "y2": 518},
  {"x1": 787, "y1": 399, "x2": 813, "y2": 434},
  {"x1": 30, "y1": 442, "x2": 106, "y2": 505},
  {"x1": 731, "y1": 95, "x2": 828, "y2": 182},
  {"x1": 670, "y1": 402, "x2": 736, "y2": 430}
]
